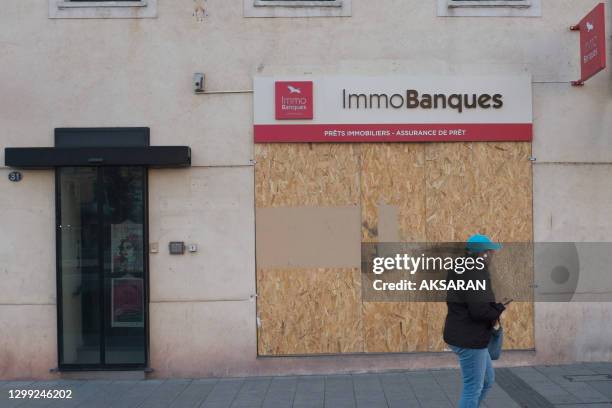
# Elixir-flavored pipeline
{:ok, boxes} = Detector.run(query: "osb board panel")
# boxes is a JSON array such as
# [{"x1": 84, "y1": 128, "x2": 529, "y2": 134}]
[
  {"x1": 257, "y1": 268, "x2": 363, "y2": 355},
  {"x1": 427, "y1": 303, "x2": 448, "y2": 352},
  {"x1": 362, "y1": 302, "x2": 428, "y2": 353},
  {"x1": 255, "y1": 142, "x2": 535, "y2": 355},
  {"x1": 254, "y1": 144, "x2": 360, "y2": 208},
  {"x1": 424, "y1": 142, "x2": 534, "y2": 350},
  {"x1": 424, "y1": 142, "x2": 533, "y2": 242},
  {"x1": 360, "y1": 143, "x2": 426, "y2": 243},
  {"x1": 425, "y1": 302, "x2": 535, "y2": 351},
  {"x1": 501, "y1": 302, "x2": 535, "y2": 349}
]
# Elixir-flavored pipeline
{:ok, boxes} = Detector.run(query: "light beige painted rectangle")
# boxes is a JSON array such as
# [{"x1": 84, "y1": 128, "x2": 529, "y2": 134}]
[
  {"x1": 0, "y1": 170, "x2": 56, "y2": 305},
  {"x1": 256, "y1": 206, "x2": 361, "y2": 269},
  {"x1": 148, "y1": 167, "x2": 256, "y2": 302},
  {"x1": 149, "y1": 300, "x2": 257, "y2": 378}
]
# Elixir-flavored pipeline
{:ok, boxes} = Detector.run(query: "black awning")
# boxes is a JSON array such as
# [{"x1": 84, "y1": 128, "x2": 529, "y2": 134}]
[{"x1": 5, "y1": 146, "x2": 191, "y2": 169}]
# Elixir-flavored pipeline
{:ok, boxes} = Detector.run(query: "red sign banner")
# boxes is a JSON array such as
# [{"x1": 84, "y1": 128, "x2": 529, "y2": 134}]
[
  {"x1": 275, "y1": 81, "x2": 314, "y2": 120},
  {"x1": 254, "y1": 123, "x2": 532, "y2": 143},
  {"x1": 572, "y1": 3, "x2": 606, "y2": 85}
]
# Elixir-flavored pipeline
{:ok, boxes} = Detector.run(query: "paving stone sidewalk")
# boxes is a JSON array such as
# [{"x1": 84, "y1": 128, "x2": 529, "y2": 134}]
[{"x1": 1, "y1": 363, "x2": 611, "y2": 408}]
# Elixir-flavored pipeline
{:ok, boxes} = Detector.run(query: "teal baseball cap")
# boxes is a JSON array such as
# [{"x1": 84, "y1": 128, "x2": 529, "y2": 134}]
[{"x1": 466, "y1": 234, "x2": 502, "y2": 253}]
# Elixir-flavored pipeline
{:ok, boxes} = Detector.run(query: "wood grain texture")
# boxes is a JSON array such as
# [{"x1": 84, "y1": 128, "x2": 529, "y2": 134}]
[
  {"x1": 360, "y1": 143, "x2": 426, "y2": 243},
  {"x1": 424, "y1": 142, "x2": 532, "y2": 242},
  {"x1": 256, "y1": 267, "x2": 363, "y2": 355},
  {"x1": 424, "y1": 142, "x2": 534, "y2": 350},
  {"x1": 255, "y1": 144, "x2": 360, "y2": 208},
  {"x1": 255, "y1": 141, "x2": 534, "y2": 355},
  {"x1": 362, "y1": 302, "x2": 429, "y2": 353}
]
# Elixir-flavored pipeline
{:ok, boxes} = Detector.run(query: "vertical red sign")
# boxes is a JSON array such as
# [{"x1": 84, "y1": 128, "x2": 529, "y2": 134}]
[
  {"x1": 275, "y1": 81, "x2": 313, "y2": 120},
  {"x1": 572, "y1": 3, "x2": 606, "y2": 84}
]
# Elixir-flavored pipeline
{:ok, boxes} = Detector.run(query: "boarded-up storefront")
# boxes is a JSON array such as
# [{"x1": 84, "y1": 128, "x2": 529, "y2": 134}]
[{"x1": 254, "y1": 76, "x2": 535, "y2": 356}]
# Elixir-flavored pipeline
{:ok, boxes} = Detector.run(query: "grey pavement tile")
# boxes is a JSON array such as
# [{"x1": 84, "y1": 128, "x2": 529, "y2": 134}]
[
  {"x1": 352, "y1": 374, "x2": 387, "y2": 408},
  {"x1": 527, "y1": 382, "x2": 581, "y2": 405},
  {"x1": 418, "y1": 400, "x2": 453, "y2": 408},
  {"x1": 430, "y1": 370, "x2": 462, "y2": 401},
  {"x1": 535, "y1": 364, "x2": 598, "y2": 376},
  {"x1": 292, "y1": 376, "x2": 324, "y2": 408},
  {"x1": 481, "y1": 397, "x2": 521, "y2": 408},
  {"x1": 379, "y1": 372, "x2": 419, "y2": 407},
  {"x1": 108, "y1": 380, "x2": 165, "y2": 408},
  {"x1": 43, "y1": 381, "x2": 89, "y2": 408},
  {"x1": 405, "y1": 373, "x2": 453, "y2": 408},
  {"x1": 586, "y1": 381, "x2": 612, "y2": 399},
  {"x1": 324, "y1": 375, "x2": 356, "y2": 408},
  {"x1": 229, "y1": 378, "x2": 271, "y2": 408},
  {"x1": 137, "y1": 379, "x2": 191, "y2": 408},
  {"x1": 563, "y1": 364, "x2": 603, "y2": 374},
  {"x1": 168, "y1": 379, "x2": 217, "y2": 408},
  {"x1": 76, "y1": 381, "x2": 132, "y2": 408},
  {"x1": 548, "y1": 378, "x2": 609, "y2": 403},
  {"x1": 485, "y1": 383, "x2": 514, "y2": 400},
  {"x1": 584, "y1": 363, "x2": 612, "y2": 376},
  {"x1": 533, "y1": 362, "x2": 610, "y2": 403},
  {"x1": 45, "y1": 380, "x2": 113, "y2": 408},
  {"x1": 510, "y1": 366, "x2": 581, "y2": 405},
  {"x1": 68, "y1": 380, "x2": 139, "y2": 408},
  {"x1": 200, "y1": 379, "x2": 244, "y2": 408},
  {"x1": 510, "y1": 366, "x2": 552, "y2": 383},
  {"x1": 260, "y1": 377, "x2": 296, "y2": 408}
]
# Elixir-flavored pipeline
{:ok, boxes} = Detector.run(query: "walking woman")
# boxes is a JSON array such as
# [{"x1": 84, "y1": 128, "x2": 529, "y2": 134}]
[{"x1": 443, "y1": 234, "x2": 507, "y2": 408}]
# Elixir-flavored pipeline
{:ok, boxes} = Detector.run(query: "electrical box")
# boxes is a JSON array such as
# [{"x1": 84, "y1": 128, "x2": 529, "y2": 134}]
[{"x1": 169, "y1": 241, "x2": 185, "y2": 255}]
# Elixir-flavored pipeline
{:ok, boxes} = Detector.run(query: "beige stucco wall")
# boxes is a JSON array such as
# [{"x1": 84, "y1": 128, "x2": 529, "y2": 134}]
[{"x1": 0, "y1": 0, "x2": 611, "y2": 379}]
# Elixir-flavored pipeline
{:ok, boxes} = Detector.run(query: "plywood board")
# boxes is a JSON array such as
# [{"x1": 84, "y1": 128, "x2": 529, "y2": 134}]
[
  {"x1": 424, "y1": 142, "x2": 533, "y2": 242},
  {"x1": 362, "y1": 302, "x2": 429, "y2": 353},
  {"x1": 255, "y1": 141, "x2": 535, "y2": 355},
  {"x1": 427, "y1": 302, "x2": 448, "y2": 352},
  {"x1": 360, "y1": 143, "x2": 426, "y2": 242},
  {"x1": 257, "y1": 267, "x2": 363, "y2": 355},
  {"x1": 255, "y1": 144, "x2": 360, "y2": 207},
  {"x1": 424, "y1": 142, "x2": 534, "y2": 350},
  {"x1": 501, "y1": 302, "x2": 535, "y2": 349}
]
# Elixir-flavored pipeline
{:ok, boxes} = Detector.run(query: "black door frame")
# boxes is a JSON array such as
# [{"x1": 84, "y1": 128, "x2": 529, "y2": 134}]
[{"x1": 55, "y1": 166, "x2": 150, "y2": 371}]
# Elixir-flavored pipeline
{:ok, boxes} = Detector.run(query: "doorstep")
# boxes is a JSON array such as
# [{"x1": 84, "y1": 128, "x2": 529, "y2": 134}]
[{"x1": 58, "y1": 370, "x2": 147, "y2": 380}]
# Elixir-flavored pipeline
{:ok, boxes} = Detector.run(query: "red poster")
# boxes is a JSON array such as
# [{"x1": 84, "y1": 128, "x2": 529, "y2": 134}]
[{"x1": 573, "y1": 3, "x2": 606, "y2": 84}]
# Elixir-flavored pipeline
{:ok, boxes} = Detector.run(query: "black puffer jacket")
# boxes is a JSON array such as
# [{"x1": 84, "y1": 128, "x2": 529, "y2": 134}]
[{"x1": 443, "y1": 260, "x2": 505, "y2": 349}]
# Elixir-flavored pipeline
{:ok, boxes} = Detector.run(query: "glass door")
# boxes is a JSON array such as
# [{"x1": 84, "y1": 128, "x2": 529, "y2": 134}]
[{"x1": 57, "y1": 166, "x2": 147, "y2": 369}]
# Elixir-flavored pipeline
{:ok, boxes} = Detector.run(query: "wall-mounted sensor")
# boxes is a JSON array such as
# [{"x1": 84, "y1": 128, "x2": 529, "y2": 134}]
[
  {"x1": 188, "y1": 244, "x2": 198, "y2": 253},
  {"x1": 194, "y1": 73, "x2": 205, "y2": 93}
]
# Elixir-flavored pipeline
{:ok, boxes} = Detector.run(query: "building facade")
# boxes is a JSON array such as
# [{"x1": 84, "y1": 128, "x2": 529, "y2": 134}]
[{"x1": 0, "y1": 0, "x2": 611, "y2": 380}]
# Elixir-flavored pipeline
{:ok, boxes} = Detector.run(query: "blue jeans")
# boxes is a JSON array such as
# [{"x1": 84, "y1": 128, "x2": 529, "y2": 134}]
[{"x1": 449, "y1": 345, "x2": 494, "y2": 408}]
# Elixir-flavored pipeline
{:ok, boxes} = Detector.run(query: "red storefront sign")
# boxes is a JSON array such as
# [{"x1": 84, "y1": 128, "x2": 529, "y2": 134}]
[
  {"x1": 254, "y1": 124, "x2": 532, "y2": 143},
  {"x1": 275, "y1": 81, "x2": 313, "y2": 120},
  {"x1": 571, "y1": 3, "x2": 606, "y2": 85}
]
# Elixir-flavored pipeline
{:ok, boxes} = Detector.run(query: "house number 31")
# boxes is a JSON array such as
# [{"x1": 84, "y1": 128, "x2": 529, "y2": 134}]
[{"x1": 8, "y1": 171, "x2": 22, "y2": 182}]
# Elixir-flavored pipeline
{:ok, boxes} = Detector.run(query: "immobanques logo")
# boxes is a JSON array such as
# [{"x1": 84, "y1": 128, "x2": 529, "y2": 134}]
[{"x1": 275, "y1": 81, "x2": 313, "y2": 120}]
